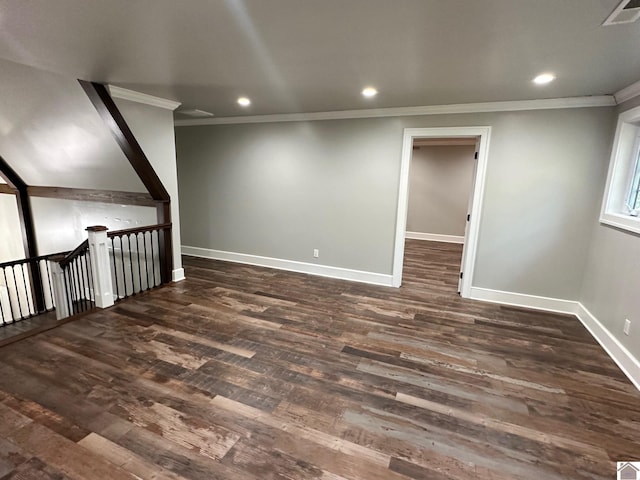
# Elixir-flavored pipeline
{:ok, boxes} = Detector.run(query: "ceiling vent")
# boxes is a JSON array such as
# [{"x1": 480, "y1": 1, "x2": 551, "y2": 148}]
[{"x1": 603, "y1": 0, "x2": 640, "y2": 25}]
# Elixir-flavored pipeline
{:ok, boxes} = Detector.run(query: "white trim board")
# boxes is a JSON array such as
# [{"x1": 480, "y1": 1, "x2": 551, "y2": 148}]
[
  {"x1": 470, "y1": 287, "x2": 640, "y2": 391},
  {"x1": 469, "y1": 287, "x2": 579, "y2": 315},
  {"x1": 614, "y1": 79, "x2": 640, "y2": 104},
  {"x1": 575, "y1": 304, "x2": 640, "y2": 392},
  {"x1": 108, "y1": 85, "x2": 182, "y2": 111},
  {"x1": 406, "y1": 232, "x2": 464, "y2": 244},
  {"x1": 175, "y1": 96, "x2": 614, "y2": 126},
  {"x1": 393, "y1": 126, "x2": 491, "y2": 297},
  {"x1": 172, "y1": 268, "x2": 185, "y2": 282},
  {"x1": 182, "y1": 246, "x2": 393, "y2": 287}
]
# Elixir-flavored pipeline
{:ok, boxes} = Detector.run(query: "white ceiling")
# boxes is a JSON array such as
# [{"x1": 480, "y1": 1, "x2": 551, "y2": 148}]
[{"x1": 0, "y1": 0, "x2": 639, "y2": 118}]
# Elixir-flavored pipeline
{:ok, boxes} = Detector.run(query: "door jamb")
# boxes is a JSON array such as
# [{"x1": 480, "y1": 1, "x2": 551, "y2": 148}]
[{"x1": 392, "y1": 126, "x2": 491, "y2": 297}]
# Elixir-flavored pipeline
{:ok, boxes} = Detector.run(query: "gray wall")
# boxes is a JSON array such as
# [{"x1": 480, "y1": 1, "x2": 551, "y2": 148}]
[
  {"x1": 580, "y1": 98, "x2": 640, "y2": 360},
  {"x1": 176, "y1": 106, "x2": 616, "y2": 299},
  {"x1": 407, "y1": 145, "x2": 475, "y2": 237},
  {"x1": 177, "y1": 119, "x2": 400, "y2": 273},
  {"x1": 114, "y1": 98, "x2": 184, "y2": 278}
]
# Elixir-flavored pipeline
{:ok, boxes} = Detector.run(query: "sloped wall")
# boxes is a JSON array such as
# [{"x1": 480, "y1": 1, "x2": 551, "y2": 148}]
[
  {"x1": 0, "y1": 59, "x2": 145, "y2": 191},
  {"x1": 0, "y1": 60, "x2": 183, "y2": 280}
]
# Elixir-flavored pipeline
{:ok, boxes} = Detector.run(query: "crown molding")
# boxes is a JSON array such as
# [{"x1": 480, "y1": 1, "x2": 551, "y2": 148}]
[
  {"x1": 108, "y1": 85, "x2": 181, "y2": 111},
  {"x1": 175, "y1": 95, "x2": 615, "y2": 126},
  {"x1": 614, "y1": 79, "x2": 640, "y2": 105}
]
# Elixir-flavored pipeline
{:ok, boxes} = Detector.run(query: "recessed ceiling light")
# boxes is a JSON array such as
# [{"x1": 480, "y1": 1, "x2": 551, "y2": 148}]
[
  {"x1": 237, "y1": 97, "x2": 251, "y2": 106},
  {"x1": 533, "y1": 73, "x2": 556, "y2": 85},
  {"x1": 362, "y1": 87, "x2": 378, "y2": 98}
]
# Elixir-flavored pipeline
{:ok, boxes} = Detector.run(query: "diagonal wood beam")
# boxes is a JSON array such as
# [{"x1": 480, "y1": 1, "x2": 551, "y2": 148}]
[
  {"x1": 0, "y1": 155, "x2": 46, "y2": 312},
  {"x1": 79, "y1": 80, "x2": 173, "y2": 283},
  {"x1": 0, "y1": 155, "x2": 38, "y2": 258},
  {"x1": 78, "y1": 80, "x2": 170, "y2": 202}
]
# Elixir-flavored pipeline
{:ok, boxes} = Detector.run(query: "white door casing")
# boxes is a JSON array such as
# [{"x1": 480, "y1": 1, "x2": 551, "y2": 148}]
[
  {"x1": 458, "y1": 138, "x2": 480, "y2": 293},
  {"x1": 393, "y1": 126, "x2": 491, "y2": 297}
]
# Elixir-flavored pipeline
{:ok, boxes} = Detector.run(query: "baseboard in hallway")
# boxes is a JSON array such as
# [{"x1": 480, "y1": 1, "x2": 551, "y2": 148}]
[{"x1": 405, "y1": 232, "x2": 465, "y2": 244}]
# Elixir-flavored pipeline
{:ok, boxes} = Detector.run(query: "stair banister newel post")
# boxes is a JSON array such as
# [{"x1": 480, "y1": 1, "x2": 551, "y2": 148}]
[{"x1": 86, "y1": 226, "x2": 115, "y2": 309}]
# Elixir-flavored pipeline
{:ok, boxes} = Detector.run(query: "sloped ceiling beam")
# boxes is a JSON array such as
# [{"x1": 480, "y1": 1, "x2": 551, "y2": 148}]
[
  {"x1": 78, "y1": 80, "x2": 170, "y2": 202},
  {"x1": 79, "y1": 80, "x2": 172, "y2": 283},
  {"x1": 0, "y1": 155, "x2": 46, "y2": 311},
  {"x1": 0, "y1": 155, "x2": 38, "y2": 258}
]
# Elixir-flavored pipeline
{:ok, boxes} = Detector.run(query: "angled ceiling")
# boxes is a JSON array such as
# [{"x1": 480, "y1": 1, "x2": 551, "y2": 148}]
[
  {"x1": 0, "y1": 0, "x2": 639, "y2": 118},
  {"x1": 0, "y1": 59, "x2": 146, "y2": 191}
]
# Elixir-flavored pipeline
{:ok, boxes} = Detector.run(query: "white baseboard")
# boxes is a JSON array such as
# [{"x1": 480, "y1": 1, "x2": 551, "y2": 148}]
[
  {"x1": 469, "y1": 287, "x2": 579, "y2": 315},
  {"x1": 405, "y1": 232, "x2": 464, "y2": 244},
  {"x1": 172, "y1": 268, "x2": 185, "y2": 282},
  {"x1": 575, "y1": 304, "x2": 640, "y2": 392},
  {"x1": 469, "y1": 286, "x2": 640, "y2": 391},
  {"x1": 181, "y1": 245, "x2": 394, "y2": 287}
]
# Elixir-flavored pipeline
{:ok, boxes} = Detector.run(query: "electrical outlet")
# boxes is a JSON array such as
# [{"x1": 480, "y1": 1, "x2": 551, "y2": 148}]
[
  {"x1": 313, "y1": 249, "x2": 319, "y2": 258},
  {"x1": 624, "y1": 319, "x2": 631, "y2": 336}
]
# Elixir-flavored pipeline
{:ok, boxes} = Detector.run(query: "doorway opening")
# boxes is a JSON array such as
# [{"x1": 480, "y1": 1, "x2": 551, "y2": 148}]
[{"x1": 392, "y1": 127, "x2": 491, "y2": 297}]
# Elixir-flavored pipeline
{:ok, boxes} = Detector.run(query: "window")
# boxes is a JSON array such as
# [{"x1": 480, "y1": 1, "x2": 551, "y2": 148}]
[
  {"x1": 625, "y1": 135, "x2": 640, "y2": 215},
  {"x1": 601, "y1": 105, "x2": 640, "y2": 234}
]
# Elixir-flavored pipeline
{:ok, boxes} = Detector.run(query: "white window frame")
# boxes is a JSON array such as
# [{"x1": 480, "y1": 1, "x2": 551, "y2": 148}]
[
  {"x1": 601, "y1": 105, "x2": 640, "y2": 234},
  {"x1": 625, "y1": 134, "x2": 640, "y2": 216}
]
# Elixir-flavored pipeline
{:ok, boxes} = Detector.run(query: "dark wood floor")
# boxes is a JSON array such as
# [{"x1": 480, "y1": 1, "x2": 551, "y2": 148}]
[{"x1": 0, "y1": 239, "x2": 637, "y2": 479}]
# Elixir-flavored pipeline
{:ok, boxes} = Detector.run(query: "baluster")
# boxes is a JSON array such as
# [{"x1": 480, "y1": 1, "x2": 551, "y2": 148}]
[
  {"x1": 63, "y1": 267, "x2": 74, "y2": 316},
  {"x1": 135, "y1": 233, "x2": 143, "y2": 294},
  {"x1": 77, "y1": 257, "x2": 86, "y2": 312},
  {"x1": 83, "y1": 253, "x2": 92, "y2": 308},
  {"x1": 150, "y1": 230, "x2": 157, "y2": 287},
  {"x1": 119, "y1": 236, "x2": 127, "y2": 298},
  {"x1": 22, "y1": 263, "x2": 35, "y2": 317},
  {"x1": 110, "y1": 237, "x2": 119, "y2": 301},
  {"x1": 142, "y1": 231, "x2": 150, "y2": 291},
  {"x1": 0, "y1": 288, "x2": 5, "y2": 325},
  {"x1": 44, "y1": 259, "x2": 55, "y2": 311},
  {"x1": 71, "y1": 260, "x2": 79, "y2": 313},
  {"x1": 128, "y1": 234, "x2": 135, "y2": 294},
  {"x1": 1, "y1": 268, "x2": 16, "y2": 322},
  {"x1": 13, "y1": 265, "x2": 26, "y2": 320},
  {"x1": 86, "y1": 251, "x2": 94, "y2": 305}
]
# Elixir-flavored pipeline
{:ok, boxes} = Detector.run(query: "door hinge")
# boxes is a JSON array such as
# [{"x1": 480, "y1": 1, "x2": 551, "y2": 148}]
[
  {"x1": 474, "y1": 151, "x2": 478, "y2": 159},
  {"x1": 467, "y1": 214, "x2": 470, "y2": 222},
  {"x1": 460, "y1": 272, "x2": 464, "y2": 279}
]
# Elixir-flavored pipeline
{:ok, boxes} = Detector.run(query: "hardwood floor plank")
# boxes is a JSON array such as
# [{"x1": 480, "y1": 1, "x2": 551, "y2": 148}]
[
  {"x1": 0, "y1": 240, "x2": 636, "y2": 479},
  {"x1": 78, "y1": 433, "x2": 190, "y2": 480},
  {"x1": 0, "y1": 456, "x2": 72, "y2": 480},
  {"x1": 6, "y1": 422, "x2": 139, "y2": 480},
  {"x1": 0, "y1": 437, "x2": 32, "y2": 478},
  {"x1": 1, "y1": 394, "x2": 89, "y2": 443}
]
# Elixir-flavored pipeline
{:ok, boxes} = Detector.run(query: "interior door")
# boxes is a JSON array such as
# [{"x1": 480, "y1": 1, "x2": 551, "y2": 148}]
[{"x1": 458, "y1": 137, "x2": 479, "y2": 293}]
